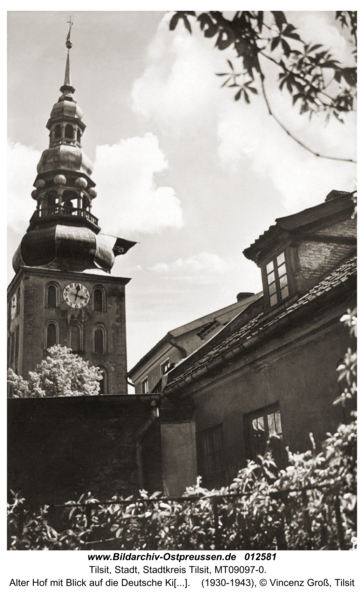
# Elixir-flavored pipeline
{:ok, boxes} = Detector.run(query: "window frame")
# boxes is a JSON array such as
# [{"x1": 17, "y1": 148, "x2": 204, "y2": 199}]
[
  {"x1": 45, "y1": 320, "x2": 59, "y2": 350},
  {"x1": 160, "y1": 358, "x2": 170, "y2": 376},
  {"x1": 244, "y1": 403, "x2": 284, "y2": 468},
  {"x1": 141, "y1": 377, "x2": 149, "y2": 394},
  {"x1": 45, "y1": 282, "x2": 60, "y2": 308},
  {"x1": 263, "y1": 249, "x2": 291, "y2": 309},
  {"x1": 196, "y1": 424, "x2": 226, "y2": 489},
  {"x1": 93, "y1": 324, "x2": 107, "y2": 354},
  {"x1": 93, "y1": 286, "x2": 106, "y2": 312}
]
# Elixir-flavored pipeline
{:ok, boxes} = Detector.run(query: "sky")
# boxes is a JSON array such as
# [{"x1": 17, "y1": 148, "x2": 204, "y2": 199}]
[{"x1": 7, "y1": 10, "x2": 357, "y2": 370}]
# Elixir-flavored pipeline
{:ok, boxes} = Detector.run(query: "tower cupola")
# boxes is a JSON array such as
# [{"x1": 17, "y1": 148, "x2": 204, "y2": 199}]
[{"x1": 12, "y1": 21, "x2": 134, "y2": 275}]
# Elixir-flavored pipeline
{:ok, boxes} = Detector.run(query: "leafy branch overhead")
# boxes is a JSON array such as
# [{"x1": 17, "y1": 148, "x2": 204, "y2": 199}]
[{"x1": 170, "y1": 11, "x2": 357, "y2": 163}]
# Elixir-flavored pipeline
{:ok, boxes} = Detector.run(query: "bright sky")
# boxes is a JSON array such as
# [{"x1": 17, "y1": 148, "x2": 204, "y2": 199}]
[{"x1": 7, "y1": 10, "x2": 357, "y2": 370}]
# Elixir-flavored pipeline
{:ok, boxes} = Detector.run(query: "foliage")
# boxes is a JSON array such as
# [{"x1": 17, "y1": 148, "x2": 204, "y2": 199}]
[
  {"x1": 334, "y1": 308, "x2": 357, "y2": 406},
  {"x1": 169, "y1": 11, "x2": 357, "y2": 163},
  {"x1": 7, "y1": 345, "x2": 102, "y2": 398},
  {"x1": 8, "y1": 418, "x2": 356, "y2": 550}
]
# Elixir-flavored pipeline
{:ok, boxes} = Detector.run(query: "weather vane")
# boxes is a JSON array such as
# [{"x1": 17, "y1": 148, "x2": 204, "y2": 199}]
[{"x1": 66, "y1": 16, "x2": 73, "y2": 49}]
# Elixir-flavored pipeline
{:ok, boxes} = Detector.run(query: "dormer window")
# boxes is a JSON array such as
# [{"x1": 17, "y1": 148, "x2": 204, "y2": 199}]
[{"x1": 266, "y1": 251, "x2": 289, "y2": 307}]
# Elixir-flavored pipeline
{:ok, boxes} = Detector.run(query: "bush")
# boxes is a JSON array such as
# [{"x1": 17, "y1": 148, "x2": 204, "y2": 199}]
[{"x1": 8, "y1": 416, "x2": 356, "y2": 551}]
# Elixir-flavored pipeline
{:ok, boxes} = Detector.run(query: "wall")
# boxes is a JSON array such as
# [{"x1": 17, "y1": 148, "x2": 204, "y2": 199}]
[
  {"x1": 160, "y1": 423, "x2": 197, "y2": 496},
  {"x1": 164, "y1": 301, "x2": 356, "y2": 491},
  {"x1": 8, "y1": 394, "x2": 162, "y2": 507},
  {"x1": 7, "y1": 267, "x2": 130, "y2": 394}
]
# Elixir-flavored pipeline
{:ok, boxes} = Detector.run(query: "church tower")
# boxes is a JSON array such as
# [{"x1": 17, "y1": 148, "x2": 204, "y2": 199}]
[{"x1": 7, "y1": 24, "x2": 135, "y2": 394}]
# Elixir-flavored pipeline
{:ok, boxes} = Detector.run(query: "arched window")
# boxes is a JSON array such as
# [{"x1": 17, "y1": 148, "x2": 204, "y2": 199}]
[
  {"x1": 46, "y1": 322, "x2": 57, "y2": 349},
  {"x1": 65, "y1": 124, "x2": 73, "y2": 139},
  {"x1": 70, "y1": 323, "x2": 81, "y2": 352},
  {"x1": 94, "y1": 325, "x2": 106, "y2": 354},
  {"x1": 55, "y1": 124, "x2": 61, "y2": 139},
  {"x1": 94, "y1": 288, "x2": 103, "y2": 312},
  {"x1": 17, "y1": 288, "x2": 21, "y2": 316},
  {"x1": 48, "y1": 285, "x2": 57, "y2": 308},
  {"x1": 45, "y1": 282, "x2": 60, "y2": 308}
]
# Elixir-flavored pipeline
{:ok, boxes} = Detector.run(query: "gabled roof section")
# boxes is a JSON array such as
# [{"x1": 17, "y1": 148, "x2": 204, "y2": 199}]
[
  {"x1": 128, "y1": 292, "x2": 261, "y2": 378},
  {"x1": 244, "y1": 191, "x2": 355, "y2": 264},
  {"x1": 163, "y1": 256, "x2": 356, "y2": 396}
]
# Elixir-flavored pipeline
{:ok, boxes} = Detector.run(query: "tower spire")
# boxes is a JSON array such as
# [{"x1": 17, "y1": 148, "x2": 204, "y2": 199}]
[{"x1": 61, "y1": 17, "x2": 75, "y2": 96}]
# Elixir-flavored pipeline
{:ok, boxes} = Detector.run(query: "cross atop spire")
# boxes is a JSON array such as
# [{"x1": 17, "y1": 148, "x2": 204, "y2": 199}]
[
  {"x1": 66, "y1": 16, "x2": 73, "y2": 49},
  {"x1": 61, "y1": 17, "x2": 75, "y2": 96}
]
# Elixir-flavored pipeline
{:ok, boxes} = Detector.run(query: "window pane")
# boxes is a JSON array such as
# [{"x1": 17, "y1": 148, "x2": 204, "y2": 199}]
[
  {"x1": 274, "y1": 411, "x2": 282, "y2": 434},
  {"x1": 47, "y1": 323, "x2": 56, "y2": 348},
  {"x1": 277, "y1": 252, "x2": 285, "y2": 266},
  {"x1": 266, "y1": 261, "x2": 274, "y2": 274},
  {"x1": 269, "y1": 281, "x2": 277, "y2": 295},
  {"x1": 95, "y1": 328, "x2": 104, "y2": 353},
  {"x1": 48, "y1": 286, "x2": 56, "y2": 308},
  {"x1": 278, "y1": 263, "x2": 286, "y2": 277},
  {"x1": 270, "y1": 293, "x2": 278, "y2": 306},
  {"x1": 267, "y1": 271, "x2": 275, "y2": 284},
  {"x1": 279, "y1": 274, "x2": 288, "y2": 289},
  {"x1": 281, "y1": 286, "x2": 289, "y2": 300},
  {"x1": 267, "y1": 412, "x2": 276, "y2": 435},
  {"x1": 94, "y1": 289, "x2": 103, "y2": 312}
]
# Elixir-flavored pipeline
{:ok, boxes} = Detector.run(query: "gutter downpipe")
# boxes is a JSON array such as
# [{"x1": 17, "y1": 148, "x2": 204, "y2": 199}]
[
  {"x1": 167, "y1": 333, "x2": 188, "y2": 358},
  {"x1": 135, "y1": 400, "x2": 159, "y2": 490}
]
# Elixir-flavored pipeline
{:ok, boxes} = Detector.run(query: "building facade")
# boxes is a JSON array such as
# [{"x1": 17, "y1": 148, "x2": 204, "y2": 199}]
[
  {"x1": 128, "y1": 292, "x2": 262, "y2": 394},
  {"x1": 7, "y1": 30, "x2": 135, "y2": 394},
  {"x1": 159, "y1": 191, "x2": 357, "y2": 495}
]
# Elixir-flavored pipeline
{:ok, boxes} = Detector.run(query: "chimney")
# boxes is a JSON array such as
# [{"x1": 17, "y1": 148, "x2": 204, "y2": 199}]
[
  {"x1": 236, "y1": 292, "x2": 254, "y2": 302},
  {"x1": 325, "y1": 190, "x2": 349, "y2": 202}
]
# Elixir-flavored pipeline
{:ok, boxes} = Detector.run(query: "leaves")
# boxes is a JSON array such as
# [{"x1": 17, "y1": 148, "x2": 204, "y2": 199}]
[{"x1": 8, "y1": 345, "x2": 102, "y2": 398}]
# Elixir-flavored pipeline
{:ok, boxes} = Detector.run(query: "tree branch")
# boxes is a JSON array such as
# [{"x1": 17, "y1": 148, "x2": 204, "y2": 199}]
[{"x1": 259, "y1": 72, "x2": 356, "y2": 164}]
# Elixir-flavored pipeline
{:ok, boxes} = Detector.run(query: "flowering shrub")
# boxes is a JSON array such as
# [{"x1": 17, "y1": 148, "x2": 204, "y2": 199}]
[
  {"x1": 8, "y1": 345, "x2": 102, "y2": 397},
  {"x1": 8, "y1": 416, "x2": 356, "y2": 551}
]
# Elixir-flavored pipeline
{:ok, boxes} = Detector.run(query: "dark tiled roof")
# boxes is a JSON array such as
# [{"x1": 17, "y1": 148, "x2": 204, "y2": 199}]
[{"x1": 165, "y1": 256, "x2": 356, "y2": 392}]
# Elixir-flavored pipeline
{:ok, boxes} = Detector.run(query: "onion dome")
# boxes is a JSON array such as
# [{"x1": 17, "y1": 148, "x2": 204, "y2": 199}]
[
  {"x1": 37, "y1": 145, "x2": 93, "y2": 176},
  {"x1": 13, "y1": 225, "x2": 115, "y2": 274}
]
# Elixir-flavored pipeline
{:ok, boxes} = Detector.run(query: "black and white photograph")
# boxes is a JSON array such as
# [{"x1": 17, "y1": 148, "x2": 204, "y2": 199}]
[{"x1": 6, "y1": 6, "x2": 358, "y2": 585}]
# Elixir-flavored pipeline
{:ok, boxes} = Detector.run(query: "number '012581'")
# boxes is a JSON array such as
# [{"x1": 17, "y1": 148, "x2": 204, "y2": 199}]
[{"x1": 244, "y1": 553, "x2": 276, "y2": 560}]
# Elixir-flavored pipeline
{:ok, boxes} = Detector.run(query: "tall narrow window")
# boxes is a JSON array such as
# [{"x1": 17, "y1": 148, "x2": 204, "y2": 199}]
[
  {"x1": 70, "y1": 324, "x2": 81, "y2": 352},
  {"x1": 94, "y1": 327, "x2": 105, "y2": 354},
  {"x1": 141, "y1": 378, "x2": 149, "y2": 394},
  {"x1": 265, "y1": 251, "x2": 289, "y2": 307},
  {"x1": 197, "y1": 425, "x2": 225, "y2": 489},
  {"x1": 11, "y1": 332, "x2": 15, "y2": 364},
  {"x1": 77, "y1": 129, "x2": 81, "y2": 143},
  {"x1": 48, "y1": 285, "x2": 57, "y2": 308},
  {"x1": 65, "y1": 124, "x2": 73, "y2": 139},
  {"x1": 17, "y1": 288, "x2": 21, "y2": 316},
  {"x1": 55, "y1": 124, "x2": 61, "y2": 139},
  {"x1": 94, "y1": 288, "x2": 103, "y2": 312},
  {"x1": 47, "y1": 323, "x2": 57, "y2": 349}
]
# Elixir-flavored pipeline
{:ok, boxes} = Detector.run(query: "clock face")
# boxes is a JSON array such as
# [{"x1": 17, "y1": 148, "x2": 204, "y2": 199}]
[
  {"x1": 63, "y1": 283, "x2": 90, "y2": 309},
  {"x1": 11, "y1": 294, "x2": 17, "y2": 320}
]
